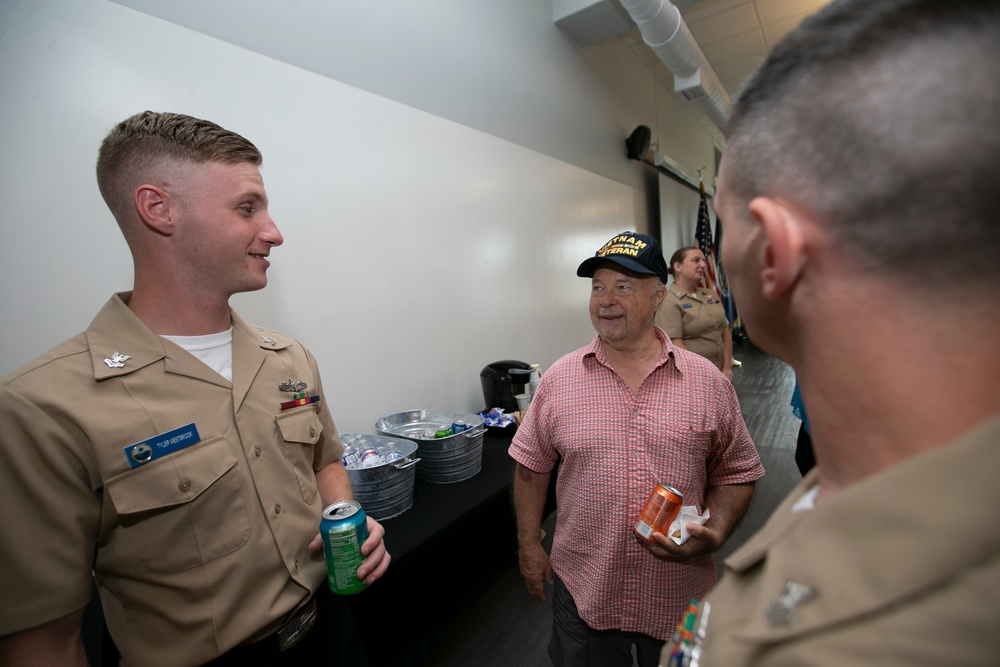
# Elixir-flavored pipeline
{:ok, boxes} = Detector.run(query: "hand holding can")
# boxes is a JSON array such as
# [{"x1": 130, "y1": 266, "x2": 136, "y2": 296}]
[
  {"x1": 634, "y1": 484, "x2": 683, "y2": 543},
  {"x1": 320, "y1": 501, "x2": 369, "y2": 595}
]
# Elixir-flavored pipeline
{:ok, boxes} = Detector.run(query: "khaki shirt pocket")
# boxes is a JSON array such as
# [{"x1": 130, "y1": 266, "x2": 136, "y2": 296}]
[
  {"x1": 106, "y1": 435, "x2": 251, "y2": 574},
  {"x1": 275, "y1": 407, "x2": 323, "y2": 504}
]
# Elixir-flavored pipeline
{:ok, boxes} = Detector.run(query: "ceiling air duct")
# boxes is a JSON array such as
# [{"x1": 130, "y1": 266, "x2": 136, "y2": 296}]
[{"x1": 617, "y1": 0, "x2": 732, "y2": 134}]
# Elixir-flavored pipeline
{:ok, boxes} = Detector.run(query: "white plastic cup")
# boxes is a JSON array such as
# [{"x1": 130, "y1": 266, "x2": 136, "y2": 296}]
[{"x1": 515, "y1": 393, "x2": 531, "y2": 411}]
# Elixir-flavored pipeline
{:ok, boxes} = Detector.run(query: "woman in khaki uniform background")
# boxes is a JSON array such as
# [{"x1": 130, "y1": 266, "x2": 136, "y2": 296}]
[{"x1": 657, "y1": 247, "x2": 733, "y2": 380}]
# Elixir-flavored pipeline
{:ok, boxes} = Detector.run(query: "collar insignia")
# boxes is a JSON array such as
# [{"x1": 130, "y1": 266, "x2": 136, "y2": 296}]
[
  {"x1": 104, "y1": 351, "x2": 132, "y2": 368},
  {"x1": 765, "y1": 580, "x2": 817, "y2": 626}
]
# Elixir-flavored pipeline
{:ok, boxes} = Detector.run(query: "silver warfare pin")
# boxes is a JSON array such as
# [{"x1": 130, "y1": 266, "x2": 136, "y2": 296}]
[{"x1": 278, "y1": 379, "x2": 307, "y2": 393}]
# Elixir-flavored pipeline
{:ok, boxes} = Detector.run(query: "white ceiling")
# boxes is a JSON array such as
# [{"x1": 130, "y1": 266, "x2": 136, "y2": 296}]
[
  {"x1": 617, "y1": 0, "x2": 833, "y2": 136},
  {"x1": 627, "y1": 0, "x2": 833, "y2": 94}
]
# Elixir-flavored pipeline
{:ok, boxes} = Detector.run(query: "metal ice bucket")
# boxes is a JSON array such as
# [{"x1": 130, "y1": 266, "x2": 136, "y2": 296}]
[
  {"x1": 340, "y1": 434, "x2": 420, "y2": 520},
  {"x1": 374, "y1": 410, "x2": 487, "y2": 484}
]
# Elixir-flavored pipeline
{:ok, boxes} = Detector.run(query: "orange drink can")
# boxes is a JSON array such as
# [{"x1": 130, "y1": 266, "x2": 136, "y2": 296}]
[{"x1": 634, "y1": 484, "x2": 683, "y2": 543}]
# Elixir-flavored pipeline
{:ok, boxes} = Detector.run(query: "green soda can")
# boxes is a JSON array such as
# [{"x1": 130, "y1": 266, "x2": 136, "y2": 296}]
[{"x1": 320, "y1": 501, "x2": 369, "y2": 595}]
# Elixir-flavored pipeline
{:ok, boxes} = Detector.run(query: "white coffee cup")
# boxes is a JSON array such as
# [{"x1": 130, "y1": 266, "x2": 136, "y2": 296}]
[{"x1": 515, "y1": 393, "x2": 531, "y2": 411}]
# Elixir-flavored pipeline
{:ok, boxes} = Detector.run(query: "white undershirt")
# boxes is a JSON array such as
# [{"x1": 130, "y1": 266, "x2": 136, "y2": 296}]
[
  {"x1": 161, "y1": 328, "x2": 234, "y2": 382},
  {"x1": 791, "y1": 484, "x2": 820, "y2": 512}
]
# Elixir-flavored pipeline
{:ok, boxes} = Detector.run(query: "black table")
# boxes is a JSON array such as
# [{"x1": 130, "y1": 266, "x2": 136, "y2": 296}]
[
  {"x1": 377, "y1": 427, "x2": 519, "y2": 561},
  {"x1": 344, "y1": 427, "x2": 556, "y2": 665}
]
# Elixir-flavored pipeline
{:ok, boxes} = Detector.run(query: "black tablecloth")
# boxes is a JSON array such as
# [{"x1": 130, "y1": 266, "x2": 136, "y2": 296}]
[
  {"x1": 345, "y1": 428, "x2": 528, "y2": 661},
  {"x1": 378, "y1": 427, "x2": 518, "y2": 560}
]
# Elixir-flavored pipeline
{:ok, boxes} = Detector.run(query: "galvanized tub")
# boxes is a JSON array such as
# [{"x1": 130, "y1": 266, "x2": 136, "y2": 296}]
[
  {"x1": 340, "y1": 434, "x2": 420, "y2": 520},
  {"x1": 374, "y1": 410, "x2": 487, "y2": 484}
]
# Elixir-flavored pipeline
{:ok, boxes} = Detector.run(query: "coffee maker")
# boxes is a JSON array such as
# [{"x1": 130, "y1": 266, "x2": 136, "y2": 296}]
[{"x1": 480, "y1": 360, "x2": 532, "y2": 412}]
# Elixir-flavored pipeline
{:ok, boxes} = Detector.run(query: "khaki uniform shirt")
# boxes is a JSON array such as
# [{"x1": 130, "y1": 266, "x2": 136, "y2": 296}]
[
  {"x1": 657, "y1": 284, "x2": 728, "y2": 371},
  {"x1": 660, "y1": 414, "x2": 1000, "y2": 666},
  {"x1": 0, "y1": 293, "x2": 343, "y2": 666}
]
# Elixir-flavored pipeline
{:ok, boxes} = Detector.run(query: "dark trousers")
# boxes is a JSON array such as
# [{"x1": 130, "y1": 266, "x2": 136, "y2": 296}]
[
  {"x1": 795, "y1": 423, "x2": 815, "y2": 477},
  {"x1": 203, "y1": 585, "x2": 368, "y2": 667},
  {"x1": 549, "y1": 573, "x2": 663, "y2": 667}
]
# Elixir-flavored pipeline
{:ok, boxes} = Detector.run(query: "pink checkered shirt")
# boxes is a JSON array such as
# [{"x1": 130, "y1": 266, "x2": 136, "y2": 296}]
[{"x1": 509, "y1": 328, "x2": 763, "y2": 640}]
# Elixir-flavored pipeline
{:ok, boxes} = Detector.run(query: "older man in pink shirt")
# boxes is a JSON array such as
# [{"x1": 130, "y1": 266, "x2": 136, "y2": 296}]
[{"x1": 510, "y1": 231, "x2": 763, "y2": 667}]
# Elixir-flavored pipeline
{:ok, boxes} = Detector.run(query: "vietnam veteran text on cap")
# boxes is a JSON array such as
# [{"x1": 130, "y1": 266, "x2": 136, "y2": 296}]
[{"x1": 576, "y1": 232, "x2": 669, "y2": 283}]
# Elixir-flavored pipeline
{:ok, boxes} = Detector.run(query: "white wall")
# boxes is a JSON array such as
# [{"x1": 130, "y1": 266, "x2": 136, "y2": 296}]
[
  {"x1": 658, "y1": 172, "x2": 707, "y2": 255},
  {"x1": 0, "y1": 0, "x2": 719, "y2": 433}
]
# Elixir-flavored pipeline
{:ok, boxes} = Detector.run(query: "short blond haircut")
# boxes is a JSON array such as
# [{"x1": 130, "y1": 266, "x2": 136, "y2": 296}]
[{"x1": 96, "y1": 111, "x2": 262, "y2": 242}]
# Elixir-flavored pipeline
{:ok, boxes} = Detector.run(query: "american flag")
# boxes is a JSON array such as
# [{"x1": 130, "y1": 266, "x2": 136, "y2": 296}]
[
  {"x1": 714, "y1": 216, "x2": 740, "y2": 330},
  {"x1": 695, "y1": 179, "x2": 723, "y2": 301}
]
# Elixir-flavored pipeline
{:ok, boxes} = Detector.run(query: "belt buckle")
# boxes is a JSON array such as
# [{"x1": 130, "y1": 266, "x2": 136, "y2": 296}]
[{"x1": 276, "y1": 598, "x2": 318, "y2": 652}]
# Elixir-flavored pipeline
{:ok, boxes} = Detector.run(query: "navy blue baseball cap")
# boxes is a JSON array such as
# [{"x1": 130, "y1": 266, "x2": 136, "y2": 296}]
[{"x1": 576, "y1": 231, "x2": 669, "y2": 283}]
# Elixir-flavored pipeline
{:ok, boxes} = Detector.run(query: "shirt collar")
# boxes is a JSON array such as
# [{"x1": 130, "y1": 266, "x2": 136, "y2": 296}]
[
  {"x1": 583, "y1": 326, "x2": 684, "y2": 373},
  {"x1": 85, "y1": 293, "x2": 291, "y2": 383},
  {"x1": 86, "y1": 292, "x2": 167, "y2": 380},
  {"x1": 669, "y1": 282, "x2": 704, "y2": 300}
]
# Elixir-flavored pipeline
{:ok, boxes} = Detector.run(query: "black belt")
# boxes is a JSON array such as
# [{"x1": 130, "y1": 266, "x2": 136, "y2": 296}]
[
  {"x1": 275, "y1": 597, "x2": 318, "y2": 652},
  {"x1": 204, "y1": 592, "x2": 325, "y2": 666}
]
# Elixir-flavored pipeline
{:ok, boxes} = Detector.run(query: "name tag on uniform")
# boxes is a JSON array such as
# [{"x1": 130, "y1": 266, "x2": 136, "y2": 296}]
[
  {"x1": 124, "y1": 423, "x2": 201, "y2": 468},
  {"x1": 682, "y1": 303, "x2": 693, "y2": 308}
]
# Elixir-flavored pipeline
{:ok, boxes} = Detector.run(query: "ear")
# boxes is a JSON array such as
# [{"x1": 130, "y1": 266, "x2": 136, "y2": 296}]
[
  {"x1": 654, "y1": 282, "x2": 667, "y2": 309},
  {"x1": 747, "y1": 197, "x2": 807, "y2": 299},
  {"x1": 134, "y1": 185, "x2": 174, "y2": 236}
]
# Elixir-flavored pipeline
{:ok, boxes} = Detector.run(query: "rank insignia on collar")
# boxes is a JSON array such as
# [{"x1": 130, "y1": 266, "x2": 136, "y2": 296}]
[
  {"x1": 104, "y1": 351, "x2": 132, "y2": 368},
  {"x1": 279, "y1": 379, "x2": 308, "y2": 393},
  {"x1": 262, "y1": 335, "x2": 276, "y2": 346},
  {"x1": 765, "y1": 580, "x2": 816, "y2": 626}
]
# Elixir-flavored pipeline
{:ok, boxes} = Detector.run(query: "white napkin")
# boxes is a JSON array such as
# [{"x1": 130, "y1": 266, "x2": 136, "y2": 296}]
[{"x1": 668, "y1": 506, "x2": 710, "y2": 545}]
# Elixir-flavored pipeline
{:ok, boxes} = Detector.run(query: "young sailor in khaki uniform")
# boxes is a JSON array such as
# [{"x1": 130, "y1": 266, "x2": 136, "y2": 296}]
[
  {"x1": 658, "y1": 2, "x2": 1000, "y2": 665},
  {"x1": 0, "y1": 112, "x2": 391, "y2": 666}
]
